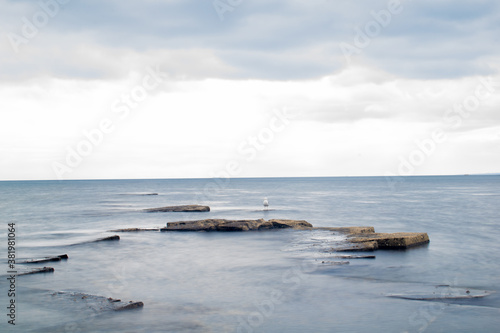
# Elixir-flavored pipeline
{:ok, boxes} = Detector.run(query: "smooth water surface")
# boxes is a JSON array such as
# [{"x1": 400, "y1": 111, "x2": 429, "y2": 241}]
[{"x1": 1, "y1": 176, "x2": 499, "y2": 332}]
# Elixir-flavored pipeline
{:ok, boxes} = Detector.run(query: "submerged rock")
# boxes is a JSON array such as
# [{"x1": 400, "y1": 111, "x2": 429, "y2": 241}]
[
  {"x1": 314, "y1": 227, "x2": 375, "y2": 234},
  {"x1": 161, "y1": 219, "x2": 313, "y2": 232},
  {"x1": 334, "y1": 240, "x2": 379, "y2": 252},
  {"x1": 109, "y1": 228, "x2": 160, "y2": 232},
  {"x1": 51, "y1": 292, "x2": 144, "y2": 312},
  {"x1": 144, "y1": 205, "x2": 210, "y2": 213},
  {"x1": 18, "y1": 267, "x2": 55, "y2": 276}
]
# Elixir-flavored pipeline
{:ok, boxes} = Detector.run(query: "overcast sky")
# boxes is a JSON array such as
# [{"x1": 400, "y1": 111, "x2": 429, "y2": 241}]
[{"x1": 1, "y1": 0, "x2": 499, "y2": 180}]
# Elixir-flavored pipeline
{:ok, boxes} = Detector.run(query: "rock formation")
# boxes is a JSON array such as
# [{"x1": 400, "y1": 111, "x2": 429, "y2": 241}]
[
  {"x1": 144, "y1": 205, "x2": 210, "y2": 212},
  {"x1": 161, "y1": 219, "x2": 313, "y2": 231}
]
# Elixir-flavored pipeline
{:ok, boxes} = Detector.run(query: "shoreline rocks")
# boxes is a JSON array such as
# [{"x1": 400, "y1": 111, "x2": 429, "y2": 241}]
[
  {"x1": 144, "y1": 205, "x2": 210, "y2": 213},
  {"x1": 161, "y1": 219, "x2": 313, "y2": 232}
]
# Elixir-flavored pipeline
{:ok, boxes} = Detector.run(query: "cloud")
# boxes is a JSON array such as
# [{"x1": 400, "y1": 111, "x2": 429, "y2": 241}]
[{"x1": 2, "y1": 0, "x2": 500, "y2": 81}]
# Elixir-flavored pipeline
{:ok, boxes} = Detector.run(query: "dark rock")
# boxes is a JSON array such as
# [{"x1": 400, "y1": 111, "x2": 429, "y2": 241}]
[
  {"x1": 330, "y1": 255, "x2": 376, "y2": 259},
  {"x1": 161, "y1": 219, "x2": 313, "y2": 232},
  {"x1": 334, "y1": 241, "x2": 379, "y2": 252},
  {"x1": 314, "y1": 227, "x2": 375, "y2": 234},
  {"x1": 115, "y1": 301, "x2": 145, "y2": 311},
  {"x1": 144, "y1": 205, "x2": 210, "y2": 213},
  {"x1": 70, "y1": 235, "x2": 120, "y2": 246},
  {"x1": 320, "y1": 261, "x2": 350, "y2": 266},
  {"x1": 92, "y1": 235, "x2": 120, "y2": 242},
  {"x1": 109, "y1": 228, "x2": 160, "y2": 232},
  {"x1": 20, "y1": 254, "x2": 68, "y2": 264},
  {"x1": 18, "y1": 267, "x2": 55, "y2": 276}
]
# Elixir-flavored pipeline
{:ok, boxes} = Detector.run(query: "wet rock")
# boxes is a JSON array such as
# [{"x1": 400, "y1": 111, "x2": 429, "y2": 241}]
[
  {"x1": 93, "y1": 235, "x2": 120, "y2": 242},
  {"x1": 144, "y1": 205, "x2": 210, "y2": 213},
  {"x1": 18, "y1": 267, "x2": 55, "y2": 276},
  {"x1": 330, "y1": 255, "x2": 376, "y2": 259},
  {"x1": 314, "y1": 227, "x2": 375, "y2": 234},
  {"x1": 115, "y1": 301, "x2": 145, "y2": 311},
  {"x1": 70, "y1": 235, "x2": 120, "y2": 246},
  {"x1": 387, "y1": 287, "x2": 494, "y2": 301},
  {"x1": 52, "y1": 292, "x2": 144, "y2": 312},
  {"x1": 161, "y1": 219, "x2": 313, "y2": 232},
  {"x1": 334, "y1": 241, "x2": 379, "y2": 252},
  {"x1": 20, "y1": 254, "x2": 68, "y2": 264},
  {"x1": 349, "y1": 232, "x2": 430, "y2": 249},
  {"x1": 320, "y1": 261, "x2": 350, "y2": 265},
  {"x1": 109, "y1": 228, "x2": 160, "y2": 232}
]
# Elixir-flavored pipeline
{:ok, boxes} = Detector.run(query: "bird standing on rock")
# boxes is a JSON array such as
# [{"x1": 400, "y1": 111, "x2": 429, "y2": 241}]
[{"x1": 263, "y1": 197, "x2": 269, "y2": 210}]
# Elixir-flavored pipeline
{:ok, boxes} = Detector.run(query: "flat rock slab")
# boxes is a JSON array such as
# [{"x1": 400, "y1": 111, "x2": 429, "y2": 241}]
[
  {"x1": 161, "y1": 219, "x2": 313, "y2": 232},
  {"x1": 144, "y1": 205, "x2": 210, "y2": 213},
  {"x1": 51, "y1": 292, "x2": 144, "y2": 311},
  {"x1": 349, "y1": 232, "x2": 430, "y2": 249},
  {"x1": 387, "y1": 286, "x2": 494, "y2": 301},
  {"x1": 314, "y1": 227, "x2": 375, "y2": 234}
]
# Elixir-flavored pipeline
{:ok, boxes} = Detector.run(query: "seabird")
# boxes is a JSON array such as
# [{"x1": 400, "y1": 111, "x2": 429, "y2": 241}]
[{"x1": 263, "y1": 197, "x2": 269, "y2": 210}]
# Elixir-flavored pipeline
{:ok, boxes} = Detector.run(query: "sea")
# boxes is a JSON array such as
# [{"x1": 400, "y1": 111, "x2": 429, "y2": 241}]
[{"x1": 0, "y1": 176, "x2": 499, "y2": 332}]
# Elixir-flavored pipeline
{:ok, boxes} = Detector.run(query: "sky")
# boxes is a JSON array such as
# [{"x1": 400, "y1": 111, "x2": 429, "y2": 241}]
[{"x1": 1, "y1": 0, "x2": 499, "y2": 180}]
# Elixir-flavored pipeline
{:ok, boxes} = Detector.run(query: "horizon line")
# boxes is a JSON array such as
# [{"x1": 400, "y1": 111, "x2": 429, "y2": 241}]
[{"x1": 1, "y1": 173, "x2": 499, "y2": 182}]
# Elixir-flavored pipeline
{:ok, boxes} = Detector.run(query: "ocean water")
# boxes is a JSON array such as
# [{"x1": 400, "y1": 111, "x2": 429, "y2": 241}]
[{"x1": 1, "y1": 176, "x2": 499, "y2": 332}]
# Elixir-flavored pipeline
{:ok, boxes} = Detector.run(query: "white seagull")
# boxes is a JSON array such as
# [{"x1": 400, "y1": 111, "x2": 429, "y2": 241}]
[{"x1": 263, "y1": 197, "x2": 269, "y2": 210}]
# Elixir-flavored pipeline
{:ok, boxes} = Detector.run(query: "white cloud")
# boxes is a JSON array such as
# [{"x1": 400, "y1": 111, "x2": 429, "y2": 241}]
[{"x1": 1, "y1": 0, "x2": 499, "y2": 179}]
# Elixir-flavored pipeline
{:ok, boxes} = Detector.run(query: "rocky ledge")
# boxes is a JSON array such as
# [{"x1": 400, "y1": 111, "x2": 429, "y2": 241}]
[
  {"x1": 349, "y1": 232, "x2": 430, "y2": 250},
  {"x1": 144, "y1": 205, "x2": 210, "y2": 213},
  {"x1": 161, "y1": 219, "x2": 313, "y2": 232},
  {"x1": 331, "y1": 230, "x2": 430, "y2": 251}
]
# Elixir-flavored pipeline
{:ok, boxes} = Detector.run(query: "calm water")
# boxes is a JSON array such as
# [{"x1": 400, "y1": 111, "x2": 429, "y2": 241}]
[{"x1": 1, "y1": 176, "x2": 499, "y2": 332}]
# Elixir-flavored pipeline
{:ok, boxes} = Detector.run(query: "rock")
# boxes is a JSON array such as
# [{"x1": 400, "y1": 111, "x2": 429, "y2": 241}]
[
  {"x1": 349, "y1": 232, "x2": 430, "y2": 249},
  {"x1": 314, "y1": 227, "x2": 375, "y2": 234},
  {"x1": 334, "y1": 241, "x2": 379, "y2": 252},
  {"x1": 320, "y1": 261, "x2": 350, "y2": 266},
  {"x1": 18, "y1": 267, "x2": 55, "y2": 276},
  {"x1": 109, "y1": 228, "x2": 160, "y2": 232},
  {"x1": 52, "y1": 292, "x2": 144, "y2": 312},
  {"x1": 144, "y1": 205, "x2": 210, "y2": 213},
  {"x1": 115, "y1": 301, "x2": 145, "y2": 311},
  {"x1": 161, "y1": 219, "x2": 313, "y2": 232},
  {"x1": 92, "y1": 235, "x2": 120, "y2": 242},
  {"x1": 20, "y1": 254, "x2": 68, "y2": 264},
  {"x1": 330, "y1": 255, "x2": 376, "y2": 259},
  {"x1": 71, "y1": 235, "x2": 120, "y2": 246}
]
